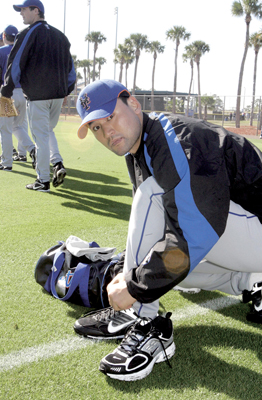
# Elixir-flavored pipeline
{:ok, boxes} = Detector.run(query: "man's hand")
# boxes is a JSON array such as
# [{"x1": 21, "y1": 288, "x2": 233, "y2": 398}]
[{"x1": 107, "y1": 273, "x2": 136, "y2": 311}]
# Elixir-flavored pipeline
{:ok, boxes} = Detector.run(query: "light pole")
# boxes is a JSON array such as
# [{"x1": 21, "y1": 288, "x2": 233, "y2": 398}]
[
  {"x1": 243, "y1": 87, "x2": 246, "y2": 112},
  {"x1": 114, "y1": 7, "x2": 118, "y2": 80},
  {"x1": 87, "y1": 0, "x2": 91, "y2": 61},
  {"x1": 63, "y1": 0, "x2": 66, "y2": 34}
]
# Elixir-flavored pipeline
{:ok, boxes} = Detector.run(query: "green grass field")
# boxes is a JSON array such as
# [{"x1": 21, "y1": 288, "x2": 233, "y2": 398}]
[{"x1": 1, "y1": 117, "x2": 262, "y2": 400}]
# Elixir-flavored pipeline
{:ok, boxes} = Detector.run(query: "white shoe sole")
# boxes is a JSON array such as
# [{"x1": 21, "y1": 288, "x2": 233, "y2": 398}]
[{"x1": 173, "y1": 285, "x2": 201, "y2": 294}]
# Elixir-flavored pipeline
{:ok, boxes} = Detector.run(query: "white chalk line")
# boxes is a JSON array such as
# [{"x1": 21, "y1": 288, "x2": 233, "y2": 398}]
[
  {"x1": 0, "y1": 336, "x2": 97, "y2": 374},
  {"x1": 0, "y1": 295, "x2": 241, "y2": 373},
  {"x1": 170, "y1": 294, "x2": 241, "y2": 323}
]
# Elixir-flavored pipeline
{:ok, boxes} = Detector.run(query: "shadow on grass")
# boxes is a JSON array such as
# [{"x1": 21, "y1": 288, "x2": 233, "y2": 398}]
[
  {"x1": 13, "y1": 164, "x2": 132, "y2": 221},
  {"x1": 171, "y1": 290, "x2": 262, "y2": 329},
  {"x1": 105, "y1": 325, "x2": 262, "y2": 399},
  {"x1": 38, "y1": 281, "x2": 262, "y2": 398}
]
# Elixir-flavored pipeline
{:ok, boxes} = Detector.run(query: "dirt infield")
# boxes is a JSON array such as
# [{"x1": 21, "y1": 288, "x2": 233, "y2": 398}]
[{"x1": 224, "y1": 125, "x2": 261, "y2": 140}]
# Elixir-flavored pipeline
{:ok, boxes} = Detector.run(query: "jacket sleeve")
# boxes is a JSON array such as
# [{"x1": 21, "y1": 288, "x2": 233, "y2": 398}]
[
  {"x1": 1, "y1": 32, "x2": 26, "y2": 98},
  {"x1": 67, "y1": 56, "x2": 76, "y2": 95},
  {"x1": 126, "y1": 232, "x2": 191, "y2": 303},
  {"x1": 125, "y1": 115, "x2": 232, "y2": 304}
]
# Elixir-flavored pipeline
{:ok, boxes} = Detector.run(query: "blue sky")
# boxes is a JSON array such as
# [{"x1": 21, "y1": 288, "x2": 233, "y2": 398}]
[{"x1": 2, "y1": 0, "x2": 262, "y2": 109}]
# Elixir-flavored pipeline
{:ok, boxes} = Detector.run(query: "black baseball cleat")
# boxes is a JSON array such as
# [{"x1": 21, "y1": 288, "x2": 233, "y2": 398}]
[
  {"x1": 30, "y1": 147, "x2": 36, "y2": 169},
  {"x1": 99, "y1": 312, "x2": 175, "y2": 381},
  {"x1": 242, "y1": 281, "x2": 262, "y2": 323},
  {"x1": 52, "y1": 162, "x2": 66, "y2": 187},
  {"x1": 0, "y1": 164, "x2": 12, "y2": 171},
  {"x1": 26, "y1": 179, "x2": 50, "y2": 192},
  {"x1": 74, "y1": 307, "x2": 138, "y2": 340},
  {"x1": 13, "y1": 155, "x2": 27, "y2": 162}
]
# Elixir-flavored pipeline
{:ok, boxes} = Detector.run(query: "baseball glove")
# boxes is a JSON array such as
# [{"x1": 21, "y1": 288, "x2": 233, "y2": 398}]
[{"x1": 0, "y1": 95, "x2": 18, "y2": 117}]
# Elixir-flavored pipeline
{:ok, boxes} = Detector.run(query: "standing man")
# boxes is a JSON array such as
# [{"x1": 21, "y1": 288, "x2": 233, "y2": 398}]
[
  {"x1": 1, "y1": 0, "x2": 76, "y2": 191},
  {"x1": 74, "y1": 79, "x2": 262, "y2": 381},
  {"x1": 0, "y1": 30, "x2": 20, "y2": 162},
  {"x1": 0, "y1": 24, "x2": 35, "y2": 171}
]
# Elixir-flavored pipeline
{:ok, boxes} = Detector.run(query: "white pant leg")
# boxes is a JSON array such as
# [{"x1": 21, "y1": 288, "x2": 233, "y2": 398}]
[
  {"x1": 0, "y1": 115, "x2": 13, "y2": 168},
  {"x1": 177, "y1": 201, "x2": 262, "y2": 295},
  {"x1": 49, "y1": 130, "x2": 63, "y2": 165},
  {"x1": 124, "y1": 176, "x2": 165, "y2": 318},
  {"x1": 12, "y1": 88, "x2": 34, "y2": 156},
  {"x1": 49, "y1": 99, "x2": 63, "y2": 166},
  {"x1": 27, "y1": 100, "x2": 52, "y2": 182}
]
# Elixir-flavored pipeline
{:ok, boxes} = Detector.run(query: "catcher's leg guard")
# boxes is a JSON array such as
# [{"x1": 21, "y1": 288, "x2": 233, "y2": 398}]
[{"x1": 242, "y1": 281, "x2": 262, "y2": 323}]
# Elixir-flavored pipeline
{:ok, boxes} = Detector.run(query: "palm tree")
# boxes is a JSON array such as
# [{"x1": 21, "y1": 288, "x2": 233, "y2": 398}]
[
  {"x1": 183, "y1": 44, "x2": 196, "y2": 117},
  {"x1": 85, "y1": 31, "x2": 106, "y2": 81},
  {"x1": 124, "y1": 53, "x2": 134, "y2": 89},
  {"x1": 146, "y1": 41, "x2": 165, "y2": 111},
  {"x1": 129, "y1": 34, "x2": 148, "y2": 95},
  {"x1": 166, "y1": 26, "x2": 191, "y2": 113},
  {"x1": 123, "y1": 38, "x2": 135, "y2": 88},
  {"x1": 232, "y1": 0, "x2": 262, "y2": 128},
  {"x1": 72, "y1": 55, "x2": 81, "y2": 99},
  {"x1": 79, "y1": 59, "x2": 92, "y2": 85},
  {"x1": 114, "y1": 44, "x2": 127, "y2": 83},
  {"x1": 201, "y1": 95, "x2": 216, "y2": 120},
  {"x1": 249, "y1": 31, "x2": 262, "y2": 125},
  {"x1": 191, "y1": 41, "x2": 210, "y2": 119},
  {"x1": 96, "y1": 57, "x2": 107, "y2": 80}
]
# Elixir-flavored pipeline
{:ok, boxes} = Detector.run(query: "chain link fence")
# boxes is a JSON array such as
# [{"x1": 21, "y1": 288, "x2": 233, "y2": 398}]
[{"x1": 61, "y1": 94, "x2": 262, "y2": 133}]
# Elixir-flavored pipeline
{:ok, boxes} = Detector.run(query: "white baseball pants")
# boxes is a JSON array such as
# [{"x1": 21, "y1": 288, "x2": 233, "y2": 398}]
[
  {"x1": 0, "y1": 88, "x2": 34, "y2": 167},
  {"x1": 27, "y1": 98, "x2": 64, "y2": 182},
  {"x1": 12, "y1": 88, "x2": 35, "y2": 156},
  {"x1": 124, "y1": 177, "x2": 262, "y2": 318}
]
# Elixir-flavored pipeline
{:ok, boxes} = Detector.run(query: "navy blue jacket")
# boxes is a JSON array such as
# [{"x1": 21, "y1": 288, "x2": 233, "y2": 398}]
[
  {"x1": 125, "y1": 112, "x2": 262, "y2": 303},
  {"x1": 1, "y1": 21, "x2": 76, "y2": 100}
]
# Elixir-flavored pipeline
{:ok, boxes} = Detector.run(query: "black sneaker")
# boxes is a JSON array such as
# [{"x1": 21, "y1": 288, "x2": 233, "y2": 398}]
[
  {"x1": 52, "y1": 162, "x2": 66, "y2": 187},
  {"x1": 0, "y1": 164, "x2": 12, "y2": 171},
  {"x1": 243, "y1": 281, "x2": 262, "y2": 323},
  {"x1": 30, "y1": 147, "x2": 36, "y2": 169},
  {"x1": 13, "y1": 155, "x2": 27, "y2": 162},
  {"x1": 13, "y1": 147, "x2": 18, "y2": 157},
  {"x1": 99, "y1": 312, "x2": 175, "y2": 381},
  {"x1": 74, "y1": 307, "x2": 138, "y2": 340},
  {"x1": 26, "y1": 179, "x2": 50, "y2": 192}
]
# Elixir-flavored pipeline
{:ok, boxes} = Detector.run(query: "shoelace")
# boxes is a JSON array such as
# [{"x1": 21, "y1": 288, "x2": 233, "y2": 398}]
[
  {"x1": 94, "y1": 307, "x2": 140, "y2": 323},
  {"x1": 157, "y1": 331, "x2": 172, "y2": 369},
  {"x1": 94, "y1": 307, "x2": 117, "y2": 322},
  {"x1": 120, "y1": 322, "x2": 172, "y2": 369}
]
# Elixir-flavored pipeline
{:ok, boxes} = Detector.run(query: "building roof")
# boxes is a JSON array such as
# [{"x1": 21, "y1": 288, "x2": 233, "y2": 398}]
[{"x1": 132, "y1": 90, "x2": 197, "y2": 96}]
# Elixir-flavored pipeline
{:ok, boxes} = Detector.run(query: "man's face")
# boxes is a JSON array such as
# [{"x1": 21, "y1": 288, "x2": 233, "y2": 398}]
[
  {"x1": 89, "y1": 97, "x2": 143, "y2": 156},
  {"x1": 20, "y1": 7, "x2": 40, "y2": 25}
]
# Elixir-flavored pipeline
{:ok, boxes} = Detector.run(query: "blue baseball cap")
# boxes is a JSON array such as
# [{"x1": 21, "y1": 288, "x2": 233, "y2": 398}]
[
  {"x1": 13, "y1": 0, "x2": 45, "y2": 13},
  {"x1": 77, "y1": 79, "x2": 130, "y2": 139},
  {"x1": 4, "y1": 25, "x2": 18, "y2": 38}
]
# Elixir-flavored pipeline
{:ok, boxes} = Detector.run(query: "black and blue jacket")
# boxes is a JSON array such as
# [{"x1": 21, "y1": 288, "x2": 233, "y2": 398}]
[
  {"x1": 0, "y1": 45, "x2": 21, "y2": 88},
  {"x1": 125, "y1": 112, "x2": 262, "y2": 304},
  {"x1": 1, "y1": 20, "x2": 76, "y2": 100}
]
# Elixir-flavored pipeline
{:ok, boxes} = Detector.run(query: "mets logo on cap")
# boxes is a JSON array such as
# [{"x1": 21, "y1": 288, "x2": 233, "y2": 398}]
[{"x1": 79, "y1": 94, "x2": 91, "y2": 111}]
